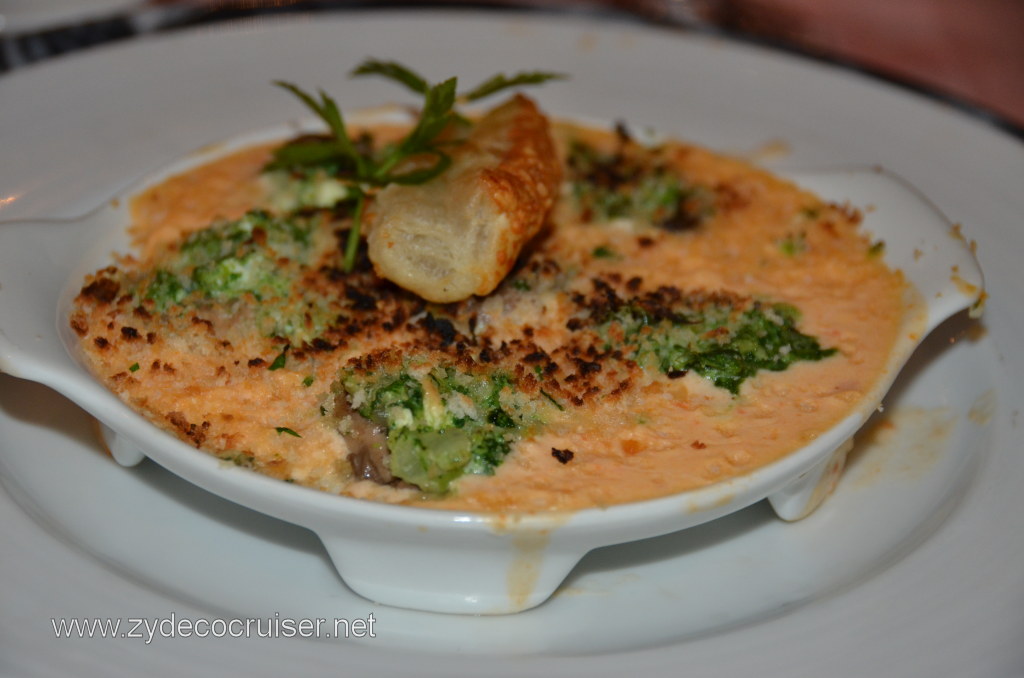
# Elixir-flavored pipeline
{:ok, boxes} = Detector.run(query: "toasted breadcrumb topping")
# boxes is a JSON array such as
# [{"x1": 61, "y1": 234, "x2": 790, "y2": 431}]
[{"x1": 70, "y1": 118, "x2": 906, "y2": 510}]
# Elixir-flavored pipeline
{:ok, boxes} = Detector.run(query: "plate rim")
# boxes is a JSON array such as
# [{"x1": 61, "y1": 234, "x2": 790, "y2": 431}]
[{"x1": 0, "y1": 8, "x2": 1021, "y2": 676}]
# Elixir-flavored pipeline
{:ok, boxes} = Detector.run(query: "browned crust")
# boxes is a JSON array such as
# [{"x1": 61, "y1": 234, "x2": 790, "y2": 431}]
[{"x1": 476, "y1": 94, "x2": 562, "y2": 286}]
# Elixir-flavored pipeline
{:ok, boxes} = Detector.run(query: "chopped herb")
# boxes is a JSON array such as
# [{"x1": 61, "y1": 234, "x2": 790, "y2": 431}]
[
  {"x1": 868, "y1": 240, "x2": 886, "y2": 257},
  {"x1": 511, "y1": 278, "x2": 531, "y2": 292},
  {"x1": 302, "y1": 375, "x2": 315, "y2": 387},
  {"x1": 592, "y1": 245, "x2": 618, "y2": 259},
  {"x1": 540, "y1": 388, "x2": 564, "y2": 411},
  {"x1": 275, "y1": 426, "x2": 301, "y2": 437},
  {"x1": 581, "y1": 288, "x2": 837, "y2": 394},
  {"x1": 135, "y1": 210, "x2": 335, "y2": 342},
  {"x1": 779, "y1": 232, "x2": 807, "y2": 256},
  {"x1": 219, "y1": 452, "x2": 255, "y2": 468},
  {"x1": 145, "y1": 270, "x2": 188, "y2": 308},
  {"x1": 143, "y1": 210, "x2": 314, "y2": 306},
  {"x1": 268, "y1": 348, "x2": 288, "y2": 371},
  {"x1": 128, "y1": 362, "x2": 140, "y2": 373}
]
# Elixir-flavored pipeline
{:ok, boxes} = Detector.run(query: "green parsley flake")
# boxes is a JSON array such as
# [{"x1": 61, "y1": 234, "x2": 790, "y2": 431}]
[
  {"x1": 778, "y1": 232, "x2": 807, "y2": 256},
  {"x1": 268, "y1": 349, "x2": 288, "y2": 371}
]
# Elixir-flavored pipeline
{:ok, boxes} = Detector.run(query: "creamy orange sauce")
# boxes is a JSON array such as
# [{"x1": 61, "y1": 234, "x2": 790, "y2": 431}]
[
  {"x1": 73, "y1": 120, "x2": 911, "y2": 512},
  {"x1": 130, "y1": 143, "x2": 275, "y2": 261}
]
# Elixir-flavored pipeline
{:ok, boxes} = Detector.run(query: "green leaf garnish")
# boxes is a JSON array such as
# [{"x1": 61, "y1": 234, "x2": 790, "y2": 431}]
[
  {"x1": 343, "y1": 189, "x2": 366, "y2": 273},
  {"x1": 351, "y1": 59, "x2": 429, "y2": 94},
  {"x1": 462, "y1": 71, "x2": 566, "y2": 102},
  {"x1": 129, "y1": 362, "x2": 140, "y2": 373},
  {"x1": 272, "y1": 81, "x2": 367, "y2": 178},
  {"x1": 384, "y1": 151, "x2": 451, "y2": 185},
  {"x1": 275, "y1": 426, "x2": 301, "y2": 437},
  {"x1": 263, "y1": 139, "x2": 355, "y2": 172}
]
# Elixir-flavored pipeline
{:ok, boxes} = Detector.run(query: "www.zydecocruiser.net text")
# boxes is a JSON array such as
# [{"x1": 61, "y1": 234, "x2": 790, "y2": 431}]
[{"x1": 51, "y1": 613, "x2": 377, "y2": 644}]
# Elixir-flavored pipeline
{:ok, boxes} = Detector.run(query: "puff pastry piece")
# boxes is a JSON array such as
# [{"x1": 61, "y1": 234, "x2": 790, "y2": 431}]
[{"x1": 368, "y1": 94, "x2": 561, "y2": 303}]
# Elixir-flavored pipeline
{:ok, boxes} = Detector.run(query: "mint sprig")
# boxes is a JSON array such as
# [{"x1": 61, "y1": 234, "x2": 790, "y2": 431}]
[
  {"x1": 461, "y1": 71, "x2": 566, "y2": 102},
  {"x1": 350, "y1": 59, "x2": 429, "y2": 94}
]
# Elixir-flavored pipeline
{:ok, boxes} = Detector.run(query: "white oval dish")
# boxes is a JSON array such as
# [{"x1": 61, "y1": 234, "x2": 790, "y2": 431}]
[{"x1": 0, "y1": 119, "x2": 983, "y2": 614}]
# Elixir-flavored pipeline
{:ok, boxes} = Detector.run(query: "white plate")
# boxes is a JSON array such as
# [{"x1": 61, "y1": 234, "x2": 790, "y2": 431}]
[{"x1": 1, "y1": 10, "x2": 1022, "y2": 676}]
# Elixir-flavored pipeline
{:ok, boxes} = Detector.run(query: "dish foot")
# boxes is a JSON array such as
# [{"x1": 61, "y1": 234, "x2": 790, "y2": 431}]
[
  {"x1": 98, "y1": 424, "x2": 146, "y2": 466},
  {"x1": 768, "y1": 438, "x2": 853, "y2": 521}
]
